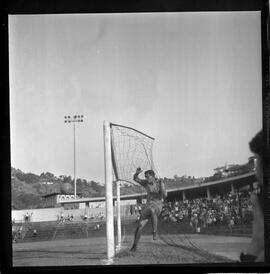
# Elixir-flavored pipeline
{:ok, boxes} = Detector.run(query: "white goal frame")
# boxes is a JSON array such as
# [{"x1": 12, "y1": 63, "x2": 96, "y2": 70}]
[
  {"x1": 103, "y1": 121, "x2": 115, "y2": 263},
  {"x1": 103, "y1": 120, "x2": 155, "y2": 263},
  {"x1": 103, "y1": 121, "x2": 123, "y2": 263}
]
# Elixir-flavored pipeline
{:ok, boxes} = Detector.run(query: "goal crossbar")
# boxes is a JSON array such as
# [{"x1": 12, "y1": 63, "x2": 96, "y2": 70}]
[{"x1": 110, "y1": 123, "x2": 155, "y2": 141}]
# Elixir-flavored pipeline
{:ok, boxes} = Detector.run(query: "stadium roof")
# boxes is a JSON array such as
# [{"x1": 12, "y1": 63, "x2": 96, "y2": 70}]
[{"x1": 58, "y1": 172, "x2": 256, "y2": 204}]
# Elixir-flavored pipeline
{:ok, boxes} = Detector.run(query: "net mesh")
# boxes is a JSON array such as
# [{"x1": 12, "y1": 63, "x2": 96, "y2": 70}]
[{"x1": 110, "y1": 123, "x2": 157, "y2": 185}]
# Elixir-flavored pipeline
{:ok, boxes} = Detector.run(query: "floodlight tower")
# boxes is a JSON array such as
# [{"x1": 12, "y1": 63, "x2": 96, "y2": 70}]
[{"x1": 64, "y1": 115, "x2": 84, "y2": 199}]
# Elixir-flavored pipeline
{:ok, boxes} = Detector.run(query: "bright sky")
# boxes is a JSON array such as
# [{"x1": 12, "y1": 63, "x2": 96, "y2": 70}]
[{"x1": 9, "y1": 12, "x2": 262, "y2": 184}]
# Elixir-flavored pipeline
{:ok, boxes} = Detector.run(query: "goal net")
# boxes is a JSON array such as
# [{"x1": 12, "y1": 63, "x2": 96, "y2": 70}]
[
  {"x1": 103, "y1": 121, "x2": 158, "y2": 262},
  {"x1": 110, "y1": 123, "x2": 158, "y2": 185}
]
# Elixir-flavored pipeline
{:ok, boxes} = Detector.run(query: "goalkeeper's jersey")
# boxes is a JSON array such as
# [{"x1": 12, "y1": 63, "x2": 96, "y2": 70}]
[
  {"x1": 138, "y1": 178, "x2": 164, "y2": 208},
  {"x1": 133, "y1": 174, "x2": 165, "y2": 208}
]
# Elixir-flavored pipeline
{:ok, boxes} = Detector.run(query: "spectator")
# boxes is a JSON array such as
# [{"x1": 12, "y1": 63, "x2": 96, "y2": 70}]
[
  {"x1": 130, "y1": 205, "x2": 134, "y2": 215},
  {"x1": 240, "y1": 130, "x2": 264, "y2": 262},
  {"x1": 13, "y1": 232, "x2": 17, "y2": 243},
  {"x1": 33, "y1": 229, "x2": 37, "y2": 237},
  {"x1": 12, "y1": 225, "x2": 17, "y2": 242},
  {"x1": 138, "y1": 205, "x2": 142, "y2": 215},
  {"x1": 24, "y1": 212, "x2": 30, "y2": 222},
  {"x1": 193, "y1": 213, "x2": 199, "y2": 231},
  {"x1": 134, "y1": 205, "x2": 138, "y2": 215},
  {"x1": 228, "y1": 217, "x2": 235, "y2": 233},
  {"x1": 17, "y1": 226, "x2": 23, "y2": 240},
  {"x1": 60, "y1": 212, "x2": 64, "y2": 223}
]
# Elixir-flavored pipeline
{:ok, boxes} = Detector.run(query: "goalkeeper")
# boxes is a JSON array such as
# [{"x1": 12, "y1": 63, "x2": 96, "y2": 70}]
[{"x1": 130, "y1": 167, "x2": 167, "y2": 252}]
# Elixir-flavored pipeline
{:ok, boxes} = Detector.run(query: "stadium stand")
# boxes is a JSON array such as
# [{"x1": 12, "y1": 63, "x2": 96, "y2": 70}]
[{"x1": 12, "y1": 187, "x2": 255, "y2": 243}]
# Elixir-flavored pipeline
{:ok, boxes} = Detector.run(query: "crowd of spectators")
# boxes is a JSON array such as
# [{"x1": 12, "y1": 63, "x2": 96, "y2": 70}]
[
  {"x1": 57, "y1": 212, "x2": 74, "y2": 223},
  {"x1": 130, "y1": 204, "x2": 142, "y2": 216},
  {"x1": 82, "y1": 212, "x2": 105, "y2": 222},
  {"x1": 160, "y1": 189, "x2": 254, "y2": 232},
  {"x1": 56, "y1": 211, "x2": 106, "y2": 223}
]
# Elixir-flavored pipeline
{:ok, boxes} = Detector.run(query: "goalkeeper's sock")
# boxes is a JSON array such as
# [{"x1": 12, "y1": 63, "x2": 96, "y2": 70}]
[{"x1": 153, "y1": 231, "x2": 157, "y2": 240}]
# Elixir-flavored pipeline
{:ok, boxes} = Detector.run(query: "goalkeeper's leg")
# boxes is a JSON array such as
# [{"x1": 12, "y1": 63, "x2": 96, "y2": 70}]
[
  {"x1": 151, "y1": 209, "x2": 158, "y2": 240},
  {"x1": 149, "y1": 203, "x2": 161, "y2": 240},
  {"x1": 130, "y1": 219, "x2": 148, "y2": 251}
]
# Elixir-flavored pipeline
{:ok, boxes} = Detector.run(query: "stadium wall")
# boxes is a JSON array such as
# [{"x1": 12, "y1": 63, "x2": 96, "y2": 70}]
[
  {"x1": 12, "y1": 208, "x2": 62, "y2": 223},
  {"x1": 11, "y1": 205, "x2": 131, "y2": 223},
  {"x1": 11, "y1": 208, "x2": 103, "y2": 223}
]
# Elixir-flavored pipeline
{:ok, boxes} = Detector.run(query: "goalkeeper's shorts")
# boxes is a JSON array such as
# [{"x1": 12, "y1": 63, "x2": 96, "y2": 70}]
[{"x1": 140, "y1": 201, "x2": 163, "y2": 220}]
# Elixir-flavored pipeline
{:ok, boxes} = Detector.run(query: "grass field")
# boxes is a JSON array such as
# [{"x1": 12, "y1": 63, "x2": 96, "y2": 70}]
[{"x1": 13, "y1": 232, "x2": 250, "y2": 266}]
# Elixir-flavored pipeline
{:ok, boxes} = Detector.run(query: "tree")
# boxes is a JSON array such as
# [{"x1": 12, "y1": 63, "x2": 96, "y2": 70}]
[
  {"x1": 15, "y1": 172, "x2": 39, "y2": 184},
  {"x1": 40, "y1": 172, "x2": 56, "y2": 181},
  {"x1": 60, "y1": 175, "x2": 72, "y2": 184},
  {"x1": 173, "y1": 175, "x2": 179, "y2": 180}
]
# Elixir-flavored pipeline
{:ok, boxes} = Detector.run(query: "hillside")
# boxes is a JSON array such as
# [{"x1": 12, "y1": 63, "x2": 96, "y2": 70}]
[{"x1": 11, "y1": 167, "x2": 105, "y2": 209}]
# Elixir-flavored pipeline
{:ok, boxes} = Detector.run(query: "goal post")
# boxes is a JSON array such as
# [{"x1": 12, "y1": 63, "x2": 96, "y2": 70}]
[
  {"x1": 116, "y1": 180, "x2": 121, "y2": 251},
  {"x1": 103, "y1": 121, "x2": 115, "y2": 262}
]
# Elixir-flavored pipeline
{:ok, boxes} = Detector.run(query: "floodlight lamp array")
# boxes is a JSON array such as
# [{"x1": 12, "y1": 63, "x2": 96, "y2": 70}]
[{"x1": 64, "y1": 115, "x2": 84, "y2": 123}]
